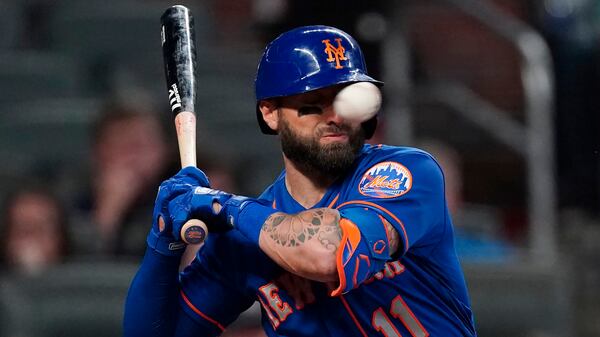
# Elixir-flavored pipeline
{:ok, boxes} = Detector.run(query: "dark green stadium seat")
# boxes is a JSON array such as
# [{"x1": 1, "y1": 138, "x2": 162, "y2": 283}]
[
  {"x1": 0, "y1": 260, "x2": 138, "y2": 337},
  {"x1": 0, "y1": 51, "x2": 88, "y2": 102},
  {"x1": 0, "y1": 98, "x2": 101, "y2": 176},
  {"x1": 47, "y1": 0, "x2": 213, "y2": 96},
  {"x1": 0, "y1": 2, "x2": 24, "y2": 49},
  {"x1": 464, "y1": 262, "x2": 574, "y2": 337}
]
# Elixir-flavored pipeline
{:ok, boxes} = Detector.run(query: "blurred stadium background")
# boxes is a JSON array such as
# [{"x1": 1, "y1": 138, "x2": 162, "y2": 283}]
[{"x1": 1, "y1": 0, "x2": 599, "y2": 336}]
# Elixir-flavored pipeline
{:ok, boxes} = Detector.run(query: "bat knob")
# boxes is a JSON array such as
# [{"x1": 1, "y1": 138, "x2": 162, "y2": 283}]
[{"x1": 181, "y1": 219, "x2": 208, "y2": 244}]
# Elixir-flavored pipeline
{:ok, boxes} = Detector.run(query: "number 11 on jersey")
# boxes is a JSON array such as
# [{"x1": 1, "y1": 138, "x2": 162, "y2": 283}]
[{"x1": 372, "y1": 295, "x2": 429, "y2": 337}]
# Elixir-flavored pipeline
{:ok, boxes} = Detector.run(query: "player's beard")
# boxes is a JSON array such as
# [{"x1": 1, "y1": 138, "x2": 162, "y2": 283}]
[{"x1": 279, "y1": 116, "x2": 365, "y2": 180}]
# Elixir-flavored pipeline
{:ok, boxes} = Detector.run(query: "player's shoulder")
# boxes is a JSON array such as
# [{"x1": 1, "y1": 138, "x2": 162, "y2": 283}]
[
  {"x1": 358, "y1": 143, "x2": 440, "y2": 171},
  {"x1": 346, "y1": 144, "x2": 443, "y2": 199}
]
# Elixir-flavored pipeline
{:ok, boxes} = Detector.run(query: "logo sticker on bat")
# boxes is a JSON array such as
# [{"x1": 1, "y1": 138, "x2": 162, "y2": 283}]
[{"x1": 169, "y1": 83, "x2": 182, "y2": 111}]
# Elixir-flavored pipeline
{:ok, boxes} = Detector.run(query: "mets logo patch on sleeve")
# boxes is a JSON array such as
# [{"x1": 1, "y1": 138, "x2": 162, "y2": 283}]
[{"x1": 358, "y1": 161, "x2": 412, "y2": 198}]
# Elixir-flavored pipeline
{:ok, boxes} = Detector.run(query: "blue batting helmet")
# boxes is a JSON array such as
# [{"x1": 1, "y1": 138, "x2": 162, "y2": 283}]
[{"x1": 254, "y1": 25, "x2": 383, "y2": 137}]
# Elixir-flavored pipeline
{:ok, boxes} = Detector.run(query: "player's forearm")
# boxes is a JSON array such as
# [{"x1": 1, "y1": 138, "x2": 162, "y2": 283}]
[
  {"x1": 124, "y1": 248, "x2": 182, "y2": 336},
  {"x1": 258, "y1": 208, "x2": 342, "y2": 282}
]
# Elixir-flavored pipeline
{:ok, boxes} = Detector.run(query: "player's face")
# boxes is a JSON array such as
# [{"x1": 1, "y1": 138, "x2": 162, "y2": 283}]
[{"x1": 276, "y1": 86, "x2": 365, "y2": 177}]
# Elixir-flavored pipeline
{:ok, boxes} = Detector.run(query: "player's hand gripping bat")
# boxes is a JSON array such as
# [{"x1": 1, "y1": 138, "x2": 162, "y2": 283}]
[{"x1": 161, "y1": 5, "x2": 207, "y2": 245}]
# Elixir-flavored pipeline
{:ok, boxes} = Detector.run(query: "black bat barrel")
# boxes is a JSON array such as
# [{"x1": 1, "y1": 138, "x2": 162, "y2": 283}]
[{"x1": 161, "y1": 5, "x2": 197, "y2": 116}]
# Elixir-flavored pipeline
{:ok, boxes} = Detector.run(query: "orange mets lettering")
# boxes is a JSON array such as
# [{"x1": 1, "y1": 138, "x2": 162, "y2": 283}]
[
  {"x1": 322, "y1": 38, "x2": 347, "y2": 69},
  {"x1": 364, "y1": 176, "x2": 404, "y2": 190}
]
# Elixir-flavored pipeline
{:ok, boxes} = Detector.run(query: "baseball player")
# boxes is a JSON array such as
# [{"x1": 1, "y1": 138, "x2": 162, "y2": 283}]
[{"x1": 124, "y1": 25, "x2": 477, "y2": 337}]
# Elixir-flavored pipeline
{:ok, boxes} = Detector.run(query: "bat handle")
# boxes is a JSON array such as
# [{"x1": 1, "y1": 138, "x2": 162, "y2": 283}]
[
  {"x1": 175, "y1": 111, "x2": 197, "y2": 168},
  {"x1": 175, "y1": 111, "x2": 207, "y2": 244},
  {"x1": 181, "y1": 219, "x2": 208, "y2": 244}
]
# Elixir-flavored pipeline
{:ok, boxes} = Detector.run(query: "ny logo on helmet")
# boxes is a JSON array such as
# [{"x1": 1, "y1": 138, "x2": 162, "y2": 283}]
[{"x1": 322, "y1": 38, "x2": 348, "y2": 69}]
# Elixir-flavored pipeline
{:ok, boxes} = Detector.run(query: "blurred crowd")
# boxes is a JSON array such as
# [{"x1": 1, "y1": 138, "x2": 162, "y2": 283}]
[
  {"x1": 1, "y1": 0, "x2": 600, "y2": 336},
  {"x1": 0, "y1": 99, "x2": 260, "y2": 336}
]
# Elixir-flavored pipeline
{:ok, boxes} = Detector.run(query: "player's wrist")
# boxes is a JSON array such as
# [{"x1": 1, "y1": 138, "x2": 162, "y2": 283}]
[{"x1": 222, "y1": 197, "x2": 277, "y2": 243}]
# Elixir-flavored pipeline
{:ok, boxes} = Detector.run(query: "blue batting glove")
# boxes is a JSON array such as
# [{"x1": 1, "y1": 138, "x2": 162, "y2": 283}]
[
  {"x1": 147, "y1": 167, "x2": 210, "y2": 256},
  {"x1": 168, "y1": 187, "x2": 239, "y2": 234},
  {"x1": 168, "y1": 187, "x2": 278, "y2": 244}
]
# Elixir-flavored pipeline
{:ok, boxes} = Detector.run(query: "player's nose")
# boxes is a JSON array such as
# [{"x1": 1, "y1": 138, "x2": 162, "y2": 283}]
[{"x1": 323, "y1": 104, "x2": 344, "y2": 125}]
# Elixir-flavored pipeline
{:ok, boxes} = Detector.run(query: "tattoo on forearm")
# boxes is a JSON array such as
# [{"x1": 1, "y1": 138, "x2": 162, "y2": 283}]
[
  {"x1": 316, "y1": 219, "x2": 342, "y2": 251},
  {"x1": 262, "y1": 209, "x2": 341, "y2": 251}
]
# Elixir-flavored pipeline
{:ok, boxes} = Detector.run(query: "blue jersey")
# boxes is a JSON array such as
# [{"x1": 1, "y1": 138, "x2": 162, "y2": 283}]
[{"x1": 179, "y1": 144, "x2": 476, "y2": 336}]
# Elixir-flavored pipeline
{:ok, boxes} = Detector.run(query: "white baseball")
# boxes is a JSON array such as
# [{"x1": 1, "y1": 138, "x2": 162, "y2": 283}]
[{"x1": 333, "y1": 82, "x2": 382, "y2": 123}]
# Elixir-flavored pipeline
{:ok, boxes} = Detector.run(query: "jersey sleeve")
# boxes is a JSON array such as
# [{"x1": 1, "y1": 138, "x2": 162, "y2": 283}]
[
  {"x1": 331, "y1": 149, "x2": 448, "y2": 295},
  {"x1": 341, "y1": 149, "x2": 447, "y2": 255},
  {"x1": 178, "y1": 231, "x2": 262, "y2": 334}
]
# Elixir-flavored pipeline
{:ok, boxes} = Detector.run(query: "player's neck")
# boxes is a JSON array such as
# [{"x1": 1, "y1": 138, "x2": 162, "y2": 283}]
[{"x1": 283, "y1": 157, "x2": 337, "y2": 209}]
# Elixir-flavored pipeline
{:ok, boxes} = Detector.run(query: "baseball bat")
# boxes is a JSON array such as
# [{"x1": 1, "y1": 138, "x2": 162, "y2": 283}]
[{"x1": 161, "y1": 5, "x2": 207, "y2": 245}]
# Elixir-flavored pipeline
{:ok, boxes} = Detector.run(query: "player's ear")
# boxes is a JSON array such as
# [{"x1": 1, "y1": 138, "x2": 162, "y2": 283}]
[{"x1": 259, "y1": 99, "x2": 279, "y2": 131}]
